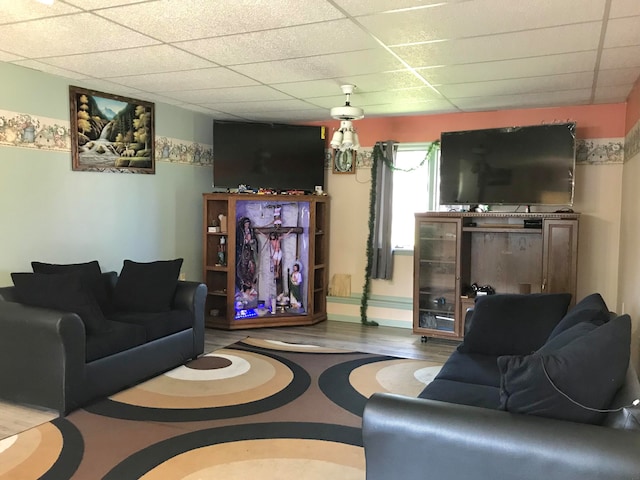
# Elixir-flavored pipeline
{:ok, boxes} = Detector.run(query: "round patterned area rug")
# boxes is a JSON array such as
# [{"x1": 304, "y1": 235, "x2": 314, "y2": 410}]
[{"x1": 0, "y1": 338, "x2": 441, "y2": 479}]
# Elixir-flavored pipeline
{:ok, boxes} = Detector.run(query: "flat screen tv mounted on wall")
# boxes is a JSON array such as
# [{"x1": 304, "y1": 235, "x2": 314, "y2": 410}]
[
  {"x1": 212, "y1": 121, "x2": 326, "y2": 192},
  {"x1": 439, "y1": 122, "x2": 576, "y2": 206}
]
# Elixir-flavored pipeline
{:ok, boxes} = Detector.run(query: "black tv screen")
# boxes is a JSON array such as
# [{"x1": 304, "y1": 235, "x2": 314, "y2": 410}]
[
  {"x1": 212, "y1": 121, "x2": 325, "y2": 191},
  {"x1": 439, "y1": 123, "x2": 576, "y2": 206}
]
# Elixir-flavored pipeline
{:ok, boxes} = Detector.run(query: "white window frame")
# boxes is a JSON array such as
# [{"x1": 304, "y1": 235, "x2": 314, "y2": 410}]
[{"x1": 391, "y1": 142, "x2": 440, "y2": 251}]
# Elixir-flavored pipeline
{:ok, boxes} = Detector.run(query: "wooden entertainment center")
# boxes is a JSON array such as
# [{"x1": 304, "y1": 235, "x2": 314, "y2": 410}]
[
  {"x1": 413, "y1": 211, "x2": 579, "y2": 340},
  {"x1": 202, "y1": 193, "x2": 329, "y2": 330}
]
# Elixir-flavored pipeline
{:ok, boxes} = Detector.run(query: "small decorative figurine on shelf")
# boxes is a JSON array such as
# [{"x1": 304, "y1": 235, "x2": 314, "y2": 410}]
[
  {"x1": 217, "y1": 235, "x2": 226, "y2": 266},
  {"x1": 288, "y1": 261, "x2": 304, "y2": 312}
]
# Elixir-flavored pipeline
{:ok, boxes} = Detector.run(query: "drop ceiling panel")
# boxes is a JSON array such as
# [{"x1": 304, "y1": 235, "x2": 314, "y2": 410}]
[
  {"x1": 393, "y1": 23, "x2": 603, "y2": 68},
  {"x1": 11, "y1": 60, "x2": 90, "y2": 80},
  {"x1": 167, "y1": 85, "x2": 294, "y2": 104},
  {"x1": 176, "y1": 19, "x2": 379, "y2": 66},
  {"x1": 609, "y1": 0, "x2": 640, "y2": 17},
  {"x1": 358, "y1": 0, "x2": 606, "y2": 46},
  {"x1": 594, "y1": 85, "x2": 634, "y2": 102},
  {"x1": 110, "y1": 68, "x2": 259, "y2": 92},
  {"x1": 94, "y1": 0, "x2": 345, "y2": 43},
  {"x1": 0, "y1": 13, "x2": 159, "y2": 58},
  {"x1": 0, "y1": 50, "x2": 25, "y2": 62},
  {"x1": 418, "y1": 52, "x2": 597, "y2": 85},
  {"x1": 600, "y1": 45, "x2": 640, "y2": 69},
  {"x1": 363, "y1": 100, "x2": 456, "y2": 116},
  {"x1": 0, "y1": 0, "x2": 81, "y2": 23},
  {"x1": 439, "y1": 73, "x2": 595, "y2": 99},
  {"x1": 452, "y1": 89, "x2": 594, "y2": 111},
  {"x1": 603, "y1": 16, "x2": 640, "y2": 48},
  {"x1": 40, "y1": 45, "x2": 217, "y2": 78},
  {"x1": 335, "y1": 0, "x2": 450, "y2": 16},
  {"x1": 597, "y1": 67, "x2": 640, "y2": 86},
  {"x1": 233, "y1": 49, "x2": 405, "y2": 84}
]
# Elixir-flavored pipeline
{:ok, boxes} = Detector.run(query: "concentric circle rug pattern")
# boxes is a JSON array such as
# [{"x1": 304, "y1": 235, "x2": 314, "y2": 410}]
[{"x1": 0, "y1": 338, "x2": 441, "y2": 479}]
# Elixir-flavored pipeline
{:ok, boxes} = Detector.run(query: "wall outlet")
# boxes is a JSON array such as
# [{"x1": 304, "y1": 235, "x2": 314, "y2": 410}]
[{"x1": 179, "y1": 272, "x2": 186, "y2": 281}]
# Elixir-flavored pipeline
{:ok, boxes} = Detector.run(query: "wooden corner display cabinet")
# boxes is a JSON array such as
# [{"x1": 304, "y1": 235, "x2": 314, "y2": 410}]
[
  {"x1": 203, "y1": 193, "x2": 329, "y2": 329},
  {"x1": 413, "y1": 212, "x2": 579, "y2": 340}
]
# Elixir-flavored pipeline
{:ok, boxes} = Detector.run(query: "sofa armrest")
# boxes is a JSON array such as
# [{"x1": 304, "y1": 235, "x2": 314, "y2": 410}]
[
  {"x1": 173, "y1": 280, "x2": 207, "y2": 357},
  {"x1": 0, "y1": 300, "x2": 86, "y2": 414},
  {"x1": 363, "y1": 393, "x2": 640, "y2": 480}
]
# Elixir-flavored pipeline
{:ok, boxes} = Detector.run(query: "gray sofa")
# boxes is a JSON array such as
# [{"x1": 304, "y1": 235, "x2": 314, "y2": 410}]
[
  {"x1": 0, "y1": 267, "x2": 206, "y2": 415},
  {"x1": 363, "y1": 293, "x2": 640, "y2": 480}
]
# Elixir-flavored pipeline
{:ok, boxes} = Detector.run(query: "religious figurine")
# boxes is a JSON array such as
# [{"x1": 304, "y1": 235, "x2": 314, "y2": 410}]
[
  {"x1": 288, "y1": 261, "x2": 303, "y2": 310},
  {"x1": 236, "y1": 217, "x2": 258, "y2": 295}
]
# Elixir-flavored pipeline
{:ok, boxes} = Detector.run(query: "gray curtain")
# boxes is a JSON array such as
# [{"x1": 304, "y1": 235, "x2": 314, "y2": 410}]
[{"x1": 371, "y1": 141, "x2": 398, "y2": 279}]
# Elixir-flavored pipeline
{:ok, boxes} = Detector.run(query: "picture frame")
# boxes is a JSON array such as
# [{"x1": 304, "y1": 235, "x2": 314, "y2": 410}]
[
  {"x1": 69, "y1": 86, "x2": 155, "y2": 173},
  {"x1": 332, "y1": 149, "x2": 356, "y2": 174}
]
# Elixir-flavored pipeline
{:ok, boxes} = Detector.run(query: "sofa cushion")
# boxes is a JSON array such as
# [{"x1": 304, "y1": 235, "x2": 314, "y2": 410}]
[
  {"x1": 419, "y1": 378, "x2": 500, "y2": 410},
  {"x1": 11, "y1": 272, "x2": 112, "y2": 334},
  {"x1": 458, "y1": 293, "x2": 571, "y2": 356},
  {"x1": 113, "y1": 259, "x2": 183, "y2": 313},
  {"x1": 85, "y1": 320, "x2": 147, "y2": 362},
  {"x1": 31, "y1": 260, "x2": 112, "y2": 313},
  {"x1": 497, "y1": 314, "x2": 631, "y2": 425},
  {"x1": 107, "y1": 309, "x2": 193, "y2": 341},
  {"x1": 547, "y1": 293, "x2": 609, "y2": 340},
  {"x1": 435, "y1": 351, "x2": 501, "y2": 388}
]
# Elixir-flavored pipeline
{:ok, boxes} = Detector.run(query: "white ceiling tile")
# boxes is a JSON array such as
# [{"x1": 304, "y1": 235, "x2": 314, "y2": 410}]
[
  {"x1": 358, "y1": 0, "x2": 606, "y2": 45},
  {"x1": 95, "y1": 0, "x2": 345, "y2": 43},
  {"x1": 338, "y1": 70, "x2": 429, "y2": 92},
  {"x1": 452, "y1": 89, "x2": 593, "y2": 111},
  {"x1": 0, "y1": 13, "x2": 159, "y2": 58},
  {"x1": 0, "y1": 0, "x2": 80, "y2": 23},
  {"x1": 603, "y1": 16, "x2": 640, "y2": 48},
  {"x1": 206, "y1": 99, "x2": 319, "y2": 113},
  {"x1": 593, "y1": 84, "x2": 633, "y2": 102},
  {"x1": 440, "y1": 73, "x2": 595, "y2": 99},
  {"x1": 176, "y1": 19, "x2": 379, "y2": 66},
  {"x1": 273, "y1": 80, "x2": 352, "y2": 99},
  {"x1": 10, "y1": 59, "x2": 90, "y2": 80},
  {"x1": 166, "y1": 85, "x2": 294, "y2": 104},
  {"x1": 40, "y1": 45, "x2": 217, "y2": 78},
  {"x1": 72, "y1": 79, "x2": 146, "y2": 98},
  {"x1": 63, "y1": 0, "x2": 158, "y2": 8},
  {"x1": 233, "y1": 49, "x2": 404, "y2": 84},
  {"x1": 244, "y1": 110, "x2": 330, "y2": 122},
  {"x1": 109, "y1": 68, "x2": 259, "y2": 92},
  {"x1": 363, "y1": 99, "x2": 457, "y2": 116},
  {"x1": 417, "y1": 52, "x2": 597, "y2": 84},
  {"x1": 0, "y1": 50, "x2": 25, "y2": 62},
  {"x1": 393, "y1": 23, "x2": 603, "y2": 67},
  {"x1": 334, "y1": 0, "x2": 451, "y2": 16},
  {"x1": 609, "y1": 0, "x2": 640, "y2": 18},
  {"x1": 599, "y1": 45, "x2": 640, "y2": 69},
  {"x1": 597, "y1": 67, "x2": 640, "y2": 86},
  {"x1": 308, "y1": 86, "x2": 442, "y2": 108}
]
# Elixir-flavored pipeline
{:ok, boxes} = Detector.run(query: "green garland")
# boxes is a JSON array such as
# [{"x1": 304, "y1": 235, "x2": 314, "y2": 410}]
[{"x1": 360, "y1": 141, "x2": 440, "y2": 326}]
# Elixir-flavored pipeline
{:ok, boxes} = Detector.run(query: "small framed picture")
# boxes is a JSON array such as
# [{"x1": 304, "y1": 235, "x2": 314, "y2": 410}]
[{"x1": 332, "y1": 149, "x2": 356, "y2": 174}]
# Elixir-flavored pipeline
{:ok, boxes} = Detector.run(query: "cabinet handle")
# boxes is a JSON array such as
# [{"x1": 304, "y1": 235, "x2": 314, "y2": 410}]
[{"x1": 542, "y1": 278, "x2": 547, "y2": 291}]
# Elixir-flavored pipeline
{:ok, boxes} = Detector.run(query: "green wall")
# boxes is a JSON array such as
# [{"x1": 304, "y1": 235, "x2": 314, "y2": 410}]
[{"x1": 0, "y1": 62, "x2": 213, "y2": 284}]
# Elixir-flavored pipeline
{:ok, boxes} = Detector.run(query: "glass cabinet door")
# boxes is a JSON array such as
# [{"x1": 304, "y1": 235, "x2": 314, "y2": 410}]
[{"x1": 414, "y1": 218, "x2": 460, "y2": 336}]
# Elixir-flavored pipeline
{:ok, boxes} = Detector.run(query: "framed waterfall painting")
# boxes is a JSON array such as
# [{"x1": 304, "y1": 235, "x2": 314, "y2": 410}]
[{"x1": 69, "y1": 86, "x2": 155, "y2": 173}]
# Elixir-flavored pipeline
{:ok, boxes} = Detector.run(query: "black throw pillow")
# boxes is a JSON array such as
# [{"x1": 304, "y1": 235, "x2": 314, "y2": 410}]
[
  {"x1": 458, "y1": 293, "x2": 572, "y2": 356},
  {"x1": 547, "y1": 293, "x2": 610, "y2": 340},
  {"x1": 113, "y1": 259, "x2": 183, "y2": 313},
  {"x1": 11, "y1": 272, "x2": 111, "y2": 334},
  {"x1": 497, "y1": 314, "x2": 631, "y2": 425},
  {"x1": 31, "y1": 260, "x2": 111, "y2": 313}
]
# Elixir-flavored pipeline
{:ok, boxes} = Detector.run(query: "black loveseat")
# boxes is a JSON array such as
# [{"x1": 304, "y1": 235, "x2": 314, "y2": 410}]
[
  {"x1": 0, "y1": 260, "x2": 206, "y2": 415},
  {"x1": 363, "y1": 293, "x2": 640, "y2": 480}
]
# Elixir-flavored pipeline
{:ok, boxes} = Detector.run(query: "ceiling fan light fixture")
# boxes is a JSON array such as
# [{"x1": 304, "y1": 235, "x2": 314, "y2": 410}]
[{"x1": 331, "y1": 85, "x2": 364, "y2": 120}]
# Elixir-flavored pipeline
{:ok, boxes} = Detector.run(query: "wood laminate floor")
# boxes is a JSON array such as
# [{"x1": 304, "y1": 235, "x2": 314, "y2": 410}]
[{"x1": 0, "y1": 321, "x2": 458, "y2": 439}]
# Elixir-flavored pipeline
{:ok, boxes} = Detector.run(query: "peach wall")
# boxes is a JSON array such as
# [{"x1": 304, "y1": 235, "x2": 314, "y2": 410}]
[
  {"x1": 324, "y1": 103, "x2": 625, "y2": 331},
  {"x1": 314, "y1": 103, "x2": 626, "y2": 146},
  {"x1": 625, "y1": 77, "x2": 640, "y2": 133}
]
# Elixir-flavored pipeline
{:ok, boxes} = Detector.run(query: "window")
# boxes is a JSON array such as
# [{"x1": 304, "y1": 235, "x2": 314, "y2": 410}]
[{"x1": 391, "y1": 143, "x2": 440, "y2": 249}]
